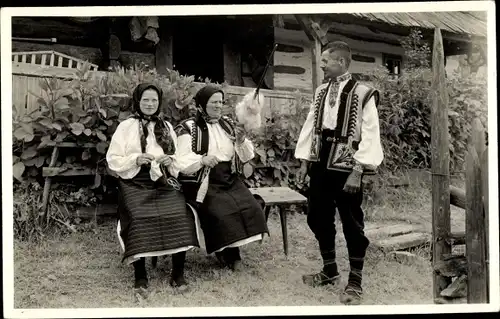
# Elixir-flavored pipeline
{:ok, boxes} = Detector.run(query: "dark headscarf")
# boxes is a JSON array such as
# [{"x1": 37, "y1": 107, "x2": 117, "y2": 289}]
[
  {"x1": 130, "y1": 83, "x2": 175, "y2": 155},
  {"x1": 131, "y1": 83, "x2": 163, "y2": 118},
  {"x1": 194, "y1": 84, "x2": 224, "y2": 124}
]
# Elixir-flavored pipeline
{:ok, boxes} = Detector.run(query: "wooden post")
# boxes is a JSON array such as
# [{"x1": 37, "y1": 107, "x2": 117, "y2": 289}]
[
  {"x1": 466, "y1": 118, "x2": 488, "y2": 303},
  {"x1": 311, "y1": 38, "x2": 323, "y2": 93},
  {"x1": 430, "y1": 28, "x2": 452, "y2": 301},
  {"x1": 155, "y1": 35, "x2": 173, "y2": 75},
  {"x1": 40, "y1": 146, "x2": 60, "y2": 218},
  {"x1": 223, "y1": 43, "x2": 243, "y2": 86}
]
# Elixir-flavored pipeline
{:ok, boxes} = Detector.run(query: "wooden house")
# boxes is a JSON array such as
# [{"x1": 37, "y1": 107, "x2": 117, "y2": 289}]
[{"x1": 11, "y1": 12, "x2": 487, "y2": 115}]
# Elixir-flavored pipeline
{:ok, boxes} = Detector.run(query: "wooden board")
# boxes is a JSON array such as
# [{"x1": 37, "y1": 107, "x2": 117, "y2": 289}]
[
  {"x1": 43, "y1": 167, "x2": 96, "y2": 177},
  {"x1": 365, "y1": 224, "x2": 418, "y2": 240},
  {"x1": 372, "y1": 232, "x2": 431, "y2": 252},
  {"x1": 249, "y1": 187, "x2": 307, "y2": 206}
]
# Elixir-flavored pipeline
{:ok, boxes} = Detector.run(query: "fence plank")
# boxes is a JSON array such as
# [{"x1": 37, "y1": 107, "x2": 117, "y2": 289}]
[
  {"x1": 466, "y1": 119, "x2": 488, "y2": 303},
  {"x1": 450, "y1": 185, "x2": 466, "y2": 209},
  {"x1": 50, "y1": 53, "x2": 55, "y2": 66},
  {"x1": 431, "y1": 28, "x2": 452, "y2": 301},
  {"x1": 41, "y1": 54, "x2": 47, "y2": 67},
  {"x1": 58, "y1": 56, "x2": 63, "y2": 67}
]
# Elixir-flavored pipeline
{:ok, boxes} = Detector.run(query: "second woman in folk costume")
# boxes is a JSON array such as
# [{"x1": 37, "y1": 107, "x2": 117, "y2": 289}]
[
  {"x1": 106, "y1": 83, "x2": 201, "y2": 294},
  {"x1": 175, "y1": 85, "x2": 269, "y2": 271}
]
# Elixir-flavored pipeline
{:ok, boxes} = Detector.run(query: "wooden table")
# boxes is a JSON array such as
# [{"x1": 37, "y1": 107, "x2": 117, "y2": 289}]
[{"x1": 249, "y1": 187, "x2": 308, "y2": 256}]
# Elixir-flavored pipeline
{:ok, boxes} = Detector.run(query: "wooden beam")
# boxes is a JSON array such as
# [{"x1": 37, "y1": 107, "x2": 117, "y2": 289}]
[
  {"x1": 311, "y1": 38, "x2": 323, "y2": 92},
  {"x1": 155, "y1": 35, "x2": 173, "y2": 75},
  {"x1": 431, "y1": 28, "x2": 452, "y2": 301},
  {"x1": 223, "y1": 43, "x2": 243, "y2": 86},
  {"x1": 294, "y1": 15, "x2": 328, "y2": 46},
  {"x1": 466, "y1": 118, "x2": 488, "y2": 304}
]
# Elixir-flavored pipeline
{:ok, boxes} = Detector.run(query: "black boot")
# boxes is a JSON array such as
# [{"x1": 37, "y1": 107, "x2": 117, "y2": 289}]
[
  {"x1": 169, "y1": 251, "x2": 189, "y2": 292},
  {"x1": 223, "y1": 247, "x2": 243, "y2": 271},
  {"x1": 133, "y1": 257, "x2": 148, "y2": 289}
]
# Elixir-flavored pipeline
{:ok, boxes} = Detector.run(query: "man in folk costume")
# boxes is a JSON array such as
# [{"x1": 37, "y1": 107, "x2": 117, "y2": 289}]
[
  {"x1": 175, "y1": 85, "x2": 269, "y2": 271},
  {"x1": 295, "y1": 41, "x2": 384, "y2": 305},
  {"x1": 106, "y1": 83, "x2": 201, "y2": 295}
]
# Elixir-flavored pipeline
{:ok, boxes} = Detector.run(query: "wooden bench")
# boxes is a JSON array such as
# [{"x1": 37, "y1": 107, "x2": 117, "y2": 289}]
[{"x1": 249, "y1": 187, "x2": 308, "y2": 256}]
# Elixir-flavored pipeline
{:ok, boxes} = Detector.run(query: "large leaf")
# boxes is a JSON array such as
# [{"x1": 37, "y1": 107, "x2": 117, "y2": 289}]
[
  {"x1": 70, "y1": 122, "x2": 85, "y2": 136},
  {"x1": 54, "y1": 97, "x2": 70, "y2": 111},
  {"x1": 243, "y1": 163, "x2": 254, "y2": 178},
  {"x1": 55, "y1": 131, "x2": 69, "y2": 142},
  {"x1": 38, "y1": 118, "x2": 53, "y2": 128},
  {"x1": 51, "y1": 121, "x2": 64, "y2": 131},
  {"x1": 71, "y1": 107, "x2": 87, "y2": 118},
  {"x1": 96, "y1": 130, "x2": 107, "y2": 142},
  {"x1": 81, "y1": 150, "x2": 91, "y2": 161},
  {"x1": 13, "y1": 127, "x2": 34, "y2": 142},
  {"x1": 21, "y1": 146, "x2": 38, "y2": 160},
  {"x1": 96, "y1": 142, "x2": 108, "y2": 154},
  {"x1": 13, "y1": 162, "x2": 25, "y2": 181},
  {"x1": 37, "y1": 135, "x2": 56, "y2": 149}
]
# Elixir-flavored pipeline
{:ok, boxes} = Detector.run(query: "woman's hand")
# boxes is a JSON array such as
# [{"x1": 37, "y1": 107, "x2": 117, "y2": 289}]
[
  {"x1": 136, "y1": 153, "x2": 155, "y2": 166},
  {"x1": 157, "y1": 154, "x2": 173, "y2": 166},
  {"x1": 202, "y1": 155, "x2": 219, "y2": 168}
]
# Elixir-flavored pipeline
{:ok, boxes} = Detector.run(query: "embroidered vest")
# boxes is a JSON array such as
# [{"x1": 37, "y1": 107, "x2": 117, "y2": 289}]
[
  {"x1": 175, "y1": 115, "x2": 244, "y2": 187},
  {"x1": 310, "y1": 79, "x2": 380, "y2": 175}
]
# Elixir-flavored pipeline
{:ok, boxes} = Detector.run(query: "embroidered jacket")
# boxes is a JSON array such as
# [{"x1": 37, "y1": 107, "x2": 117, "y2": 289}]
[{"x1": 295, "y1": 74, "x2": 384, "y2": 174}]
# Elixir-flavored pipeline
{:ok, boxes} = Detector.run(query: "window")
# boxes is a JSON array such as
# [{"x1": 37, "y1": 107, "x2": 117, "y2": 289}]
[{"x1": 383, "y1": 53, "x2": 403, "y2": 76}]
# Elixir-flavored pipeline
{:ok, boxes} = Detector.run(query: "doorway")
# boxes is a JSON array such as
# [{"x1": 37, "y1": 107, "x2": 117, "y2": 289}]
[{"x1": 172, "y1": 17, "x2": 224, "y2": 83}]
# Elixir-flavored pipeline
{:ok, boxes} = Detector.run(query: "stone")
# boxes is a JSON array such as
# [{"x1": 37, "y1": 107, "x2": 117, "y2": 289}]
[
  {"x1": 440, "y1": 274, "x2": 467, "y2": 298},
  {"x1": 387, "y1": 251, "x2": 422, "y2": 264}
]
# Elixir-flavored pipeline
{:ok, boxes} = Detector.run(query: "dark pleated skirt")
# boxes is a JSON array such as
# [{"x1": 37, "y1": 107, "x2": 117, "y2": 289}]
[
  {"x1": 195, "y1": 162, "x2": 269, "y2": 254},
  {"x1": 117, "y1": 167, "x2": 199, "y2": 262}
]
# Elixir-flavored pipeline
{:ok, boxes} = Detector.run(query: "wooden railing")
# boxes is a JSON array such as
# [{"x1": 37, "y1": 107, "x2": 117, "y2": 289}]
[{"x1": 12, "y1": 50, "x2": 98, "y2": 70}]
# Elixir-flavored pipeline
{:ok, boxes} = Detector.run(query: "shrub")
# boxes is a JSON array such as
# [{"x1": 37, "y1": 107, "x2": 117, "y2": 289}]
[
  {"x1": 367, "y1": 28, "x2": 488, "y2": 174},
  {"x1": 12, "y1": 64, "x2": 198, "y2": 240}
]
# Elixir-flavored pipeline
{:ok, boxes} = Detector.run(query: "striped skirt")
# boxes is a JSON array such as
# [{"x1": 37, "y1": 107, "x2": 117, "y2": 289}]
[{"x1": 117, "y1": 167, "x2": 200, "y2": 265}]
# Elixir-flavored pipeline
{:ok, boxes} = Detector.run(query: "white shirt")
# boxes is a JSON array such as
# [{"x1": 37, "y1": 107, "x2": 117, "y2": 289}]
[
  {"x1": 176, "y1": 121, "x2": 255, "y2": 175},
  {"x1": 106, "y1": 118, "x2": 181, "y2": 181}
]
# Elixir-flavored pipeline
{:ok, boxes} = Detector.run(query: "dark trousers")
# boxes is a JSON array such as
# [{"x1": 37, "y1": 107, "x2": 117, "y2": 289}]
[{"x1": 306, "y1": 131, "x2": 370, "y2": 288}]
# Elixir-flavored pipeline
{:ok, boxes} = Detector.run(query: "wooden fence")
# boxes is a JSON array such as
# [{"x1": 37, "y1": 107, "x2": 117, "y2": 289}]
[{"x1": 431, "y1": 28, "x2": 489, "y2": 304}]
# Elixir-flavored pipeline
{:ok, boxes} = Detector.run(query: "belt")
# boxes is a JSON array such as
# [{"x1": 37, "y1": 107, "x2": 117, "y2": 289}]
[{"x1": 325, "y1": 136, "x2": 337, "y2": 142}]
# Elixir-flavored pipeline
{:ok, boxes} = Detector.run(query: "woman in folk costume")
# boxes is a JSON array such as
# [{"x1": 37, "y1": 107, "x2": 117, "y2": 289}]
[
  {"x1": 295, "y1": 41, "x2": 384, "y2": 305},
  {"x1": 175, "y1": 84, "x2": 269, "y2": 271},
  {"x1": 106, "y1": 83, "x2": 200, "y2": 294}
]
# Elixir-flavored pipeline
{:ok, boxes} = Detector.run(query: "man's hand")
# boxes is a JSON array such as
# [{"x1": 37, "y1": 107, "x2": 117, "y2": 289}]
[
  {"x1": 235, "y1": 124, "x2": 246, "y2": 145},
  {"x1": 296, "y1": 160, "x2": 309, "y2": 185},
  {"x1": 137, "y1": 153, "x2": 155, "y2": 166},
  {"x1": 157, "y1": 154, "x2": 173, "y2": 166},
  {"x1": 343, "y1": 170, "x2": 363, "y2": 194},
  {"x1": 202, "y1": 155, "x2": 219, "y2": 168}
]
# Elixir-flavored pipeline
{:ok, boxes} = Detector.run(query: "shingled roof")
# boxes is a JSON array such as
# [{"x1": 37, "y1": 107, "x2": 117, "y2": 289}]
[{"x1": 338, "y1": 11, "x2": 487, "y2": 38}]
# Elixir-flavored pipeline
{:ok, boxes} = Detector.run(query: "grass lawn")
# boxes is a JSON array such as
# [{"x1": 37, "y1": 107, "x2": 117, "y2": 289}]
[{"x1": 13, "y1": 177, "x2": 465, "y2": 308}]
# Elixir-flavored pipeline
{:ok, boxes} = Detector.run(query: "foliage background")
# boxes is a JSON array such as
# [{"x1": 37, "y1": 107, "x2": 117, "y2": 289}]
[{"x1": 12, "y1": 29, "x2": 488, "y2": 241}]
